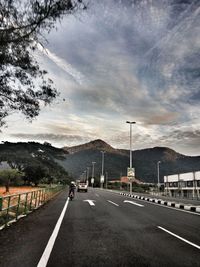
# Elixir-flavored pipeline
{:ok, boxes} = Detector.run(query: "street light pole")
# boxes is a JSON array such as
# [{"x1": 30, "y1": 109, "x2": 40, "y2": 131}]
[
  {"x1": 87, "y1": 167, "x2": 90, "y2": 186},
  {"x1": 106, "y1": 171, "x2": 108, "y2": 189},
  {"x1": 91, "y1": 161, "x2": 96, "y2": 187},
  {"x1": 100, "y1": 151, "x2": 105, "y2": 189},
  {"x1": 126, "y1": 121, "x2": 136, "y2": 195},
  {"x1": 157, "y1": 161, "x2": 161, "y2": 195},
  {"x1": 84, "y1": 170, "x2": 87, "y2": 182}
]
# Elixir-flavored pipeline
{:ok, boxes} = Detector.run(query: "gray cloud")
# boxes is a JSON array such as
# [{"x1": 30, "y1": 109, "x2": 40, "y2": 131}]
[
  {"x1": 47, "y1": 0, "x2": 200, "y2": 123},
  {"x1": 168, "y1": 130, "x2": 200, "y2": 141},
  {"x1": 3, "y1": 0, "x2": 200, "y2": 156},
  {"x1": 158, "y1": 129, "x2": 200, "y2": 155},
  {"x1": 10, "y1": 133, "x2": 90, "y2": 145}
]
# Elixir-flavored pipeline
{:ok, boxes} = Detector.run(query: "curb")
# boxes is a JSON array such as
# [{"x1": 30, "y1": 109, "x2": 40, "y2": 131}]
[{"x1": 119, "y1": 193, "x2": 200, "y2": 213}]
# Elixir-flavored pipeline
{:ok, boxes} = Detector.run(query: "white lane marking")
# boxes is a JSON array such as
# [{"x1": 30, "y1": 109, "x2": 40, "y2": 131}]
[
  {"x1": 124, "y1": 200, "x2": 144, "y2": 207},
  {"x1": 158, "y1": 226, "x2": 200, "y2": 250},
  {"x1": 95, "y1": 194, "x2": 99, "y2": 197},
  {"x1": 107, "y1": 200, "x2": 119, "y2": 207},
  {"x1": 37, "y1": 197, "x2": 70, "y2": 267},
  {"x1": 83, "y1": 200, "x2": 96, "y2": 206}
]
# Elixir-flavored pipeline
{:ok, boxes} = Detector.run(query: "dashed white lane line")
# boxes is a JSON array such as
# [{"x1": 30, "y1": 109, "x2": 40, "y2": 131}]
[
  {"x1": 107, "y1": 200, "x2": 119, "y2": 207},
  {"x1": 124, "y1": 200, "x2": 144, "y2": 207},
  {"x1": 158, "y1": 226, "x2": 200, "y2": 250},
  {"x1": 37, "y1": 197, "x2": 70, "y2": 267},
  {"x1": 95, "y1": 194, "x2": 99, "y2": 197}
]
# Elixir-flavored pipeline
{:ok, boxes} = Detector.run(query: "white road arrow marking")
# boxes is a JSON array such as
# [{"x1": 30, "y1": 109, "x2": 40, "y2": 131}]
[
  {"x1": 124, "y1": 200, "x2": 144, "y2": 207},
  {"x1": 84, "y1": 200, "x2": 96, "y2": 206}
]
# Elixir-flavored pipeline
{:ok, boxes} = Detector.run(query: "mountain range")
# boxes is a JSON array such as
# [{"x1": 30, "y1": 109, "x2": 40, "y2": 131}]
[
  {"x1": 61, "y1": 139, "x2": 200, "y2": 183},
  {"x1": 0, "y1": 140, "x2": 199, "y2": 183}
]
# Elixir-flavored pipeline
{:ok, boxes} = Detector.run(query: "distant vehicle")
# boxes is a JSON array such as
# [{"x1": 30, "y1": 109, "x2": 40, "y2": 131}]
[
  {"x1": 77, "y1": 182, "x2": 88, "y2": 192},
  {"x1": 68, "y1": 181, "x2": 76, "y2": 200}
]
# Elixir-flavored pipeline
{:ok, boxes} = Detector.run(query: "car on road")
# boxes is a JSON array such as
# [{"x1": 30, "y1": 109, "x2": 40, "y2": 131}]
[{"x1": 77, "y1": 182, "x2": 88, "y2": 192}]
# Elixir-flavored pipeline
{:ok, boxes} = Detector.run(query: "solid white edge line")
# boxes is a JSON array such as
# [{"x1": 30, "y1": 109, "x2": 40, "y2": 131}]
[
  {"x1": 37, "y1": 197, "x2": 70, "y2": 267},
  {"x1": 158, "y1": 226, "x2": 200, "y2": 250},
  {"x1": 107, "y1": 200, "x2": 119, "y2": 207}
]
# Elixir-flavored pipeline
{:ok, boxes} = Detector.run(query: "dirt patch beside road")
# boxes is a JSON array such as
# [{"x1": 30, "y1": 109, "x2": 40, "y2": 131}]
[{"x1": 0, "y1": 186, "x2": 38, "y2": 196}]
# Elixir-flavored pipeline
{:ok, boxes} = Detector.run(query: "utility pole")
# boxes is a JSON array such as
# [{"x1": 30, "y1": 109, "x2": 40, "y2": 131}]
[
  {"x1": 91, "y1": 161, "x2": 96, "y2": 187},
  {"x1": 106, "y1": 171, "x2": 108, "y2": 189},
  {"x1": 100, "y1": 151, "x2": 105, "y2": 189},
  {"x1": 157, "y1": 161, "x2": 161, "y2": 195},
  {"x1": 87, "y1": 167, "x2": 90, "y2": 186},
  {"x1": 126, "y1": 121, "x2": 136, "y2": 195}
]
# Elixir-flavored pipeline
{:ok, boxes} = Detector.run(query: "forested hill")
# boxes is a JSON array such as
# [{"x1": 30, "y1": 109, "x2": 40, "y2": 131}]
[
  {"x1": 0, "y1": 140, "x2": 199, "y2": 183},
  {"x1": 0, "y1": 141, "x2": 67, "y2": 161},
  {"x1": 62, "y1": 139, "x2": 200, "y2": 183}
]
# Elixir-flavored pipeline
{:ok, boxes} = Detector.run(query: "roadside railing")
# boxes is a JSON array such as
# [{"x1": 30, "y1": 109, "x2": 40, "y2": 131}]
[{"x1": 0, "y1": 185, "x2": 66, "y2": 229}]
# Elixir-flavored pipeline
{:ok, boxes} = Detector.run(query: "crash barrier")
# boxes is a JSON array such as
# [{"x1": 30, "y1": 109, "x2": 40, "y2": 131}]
[{"x1": 0, "y1": 185, "x2": 66, "y2": 229}]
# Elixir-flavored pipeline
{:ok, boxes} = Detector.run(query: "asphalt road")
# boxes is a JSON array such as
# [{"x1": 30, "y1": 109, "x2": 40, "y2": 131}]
[{"x1": 0, "y1": 188, "x2": 199, "y2": 267}]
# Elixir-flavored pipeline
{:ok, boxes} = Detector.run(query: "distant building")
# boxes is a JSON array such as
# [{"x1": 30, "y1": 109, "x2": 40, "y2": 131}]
[
  {"x1": 109, "y1": 180, "x2": 121, "y2": 184},
  {"x1": 120, "y1": 176, "x2": 143, "y2": 184},
  {"x1": 164, "y1": 171, "x2": 200, "y2": 198},
  {"x1": 109, "y1": 176, "x2": 143, "y2": 184}
]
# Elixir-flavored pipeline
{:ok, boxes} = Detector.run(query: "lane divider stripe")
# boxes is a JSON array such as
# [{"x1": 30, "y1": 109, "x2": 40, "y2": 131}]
[{"x1": 107, "y1": 200, "x2": 119, "y2": 206}]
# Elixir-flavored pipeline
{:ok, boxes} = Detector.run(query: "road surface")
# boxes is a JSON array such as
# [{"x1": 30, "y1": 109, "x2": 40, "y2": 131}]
[{"x1": 0, "y1": 188, "x2": 199, "y2": 267}]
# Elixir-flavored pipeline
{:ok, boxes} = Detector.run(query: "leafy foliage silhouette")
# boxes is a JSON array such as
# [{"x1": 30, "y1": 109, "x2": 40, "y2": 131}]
[{"x1": 0, "y1": 0, "x2": 86, "y2": 127}]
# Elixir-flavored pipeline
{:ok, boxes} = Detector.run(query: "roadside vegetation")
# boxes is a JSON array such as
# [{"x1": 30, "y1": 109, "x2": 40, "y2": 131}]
[
  {"x1": 107, "y1": 181, "x2": 152, "y2": 193},
  {"x1": 0, "y1": 0, "x2": 86, "y2": 128},
  {"x1": 0, "y1": 141, "x2": 71, "y2": 194}
]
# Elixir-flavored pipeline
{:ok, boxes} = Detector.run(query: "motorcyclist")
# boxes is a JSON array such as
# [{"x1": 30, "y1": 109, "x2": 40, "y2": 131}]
[{"x1": 68, "y1": 181, "x2": 76, "y2": 198}]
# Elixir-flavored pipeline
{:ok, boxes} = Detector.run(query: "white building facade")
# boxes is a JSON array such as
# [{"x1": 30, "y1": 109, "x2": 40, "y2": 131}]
[{"x1": 164, "y1": 171, "x2": 200, "y2": 199}]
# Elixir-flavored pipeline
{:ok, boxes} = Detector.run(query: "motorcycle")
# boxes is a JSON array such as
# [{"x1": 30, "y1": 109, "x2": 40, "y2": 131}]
[{"x1": 69, "y1": 191, "x2": 74, "y2": 201}]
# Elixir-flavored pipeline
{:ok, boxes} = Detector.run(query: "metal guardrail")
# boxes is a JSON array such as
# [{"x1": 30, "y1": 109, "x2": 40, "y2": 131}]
[{"x1": 0, "y1": 185, "x2": 65, "y2": 229}]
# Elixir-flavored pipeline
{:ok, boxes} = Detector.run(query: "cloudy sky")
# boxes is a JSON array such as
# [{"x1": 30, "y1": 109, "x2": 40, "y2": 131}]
[{"x1": 1, "y1": 0, "x2": 200, "y2": 156}]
